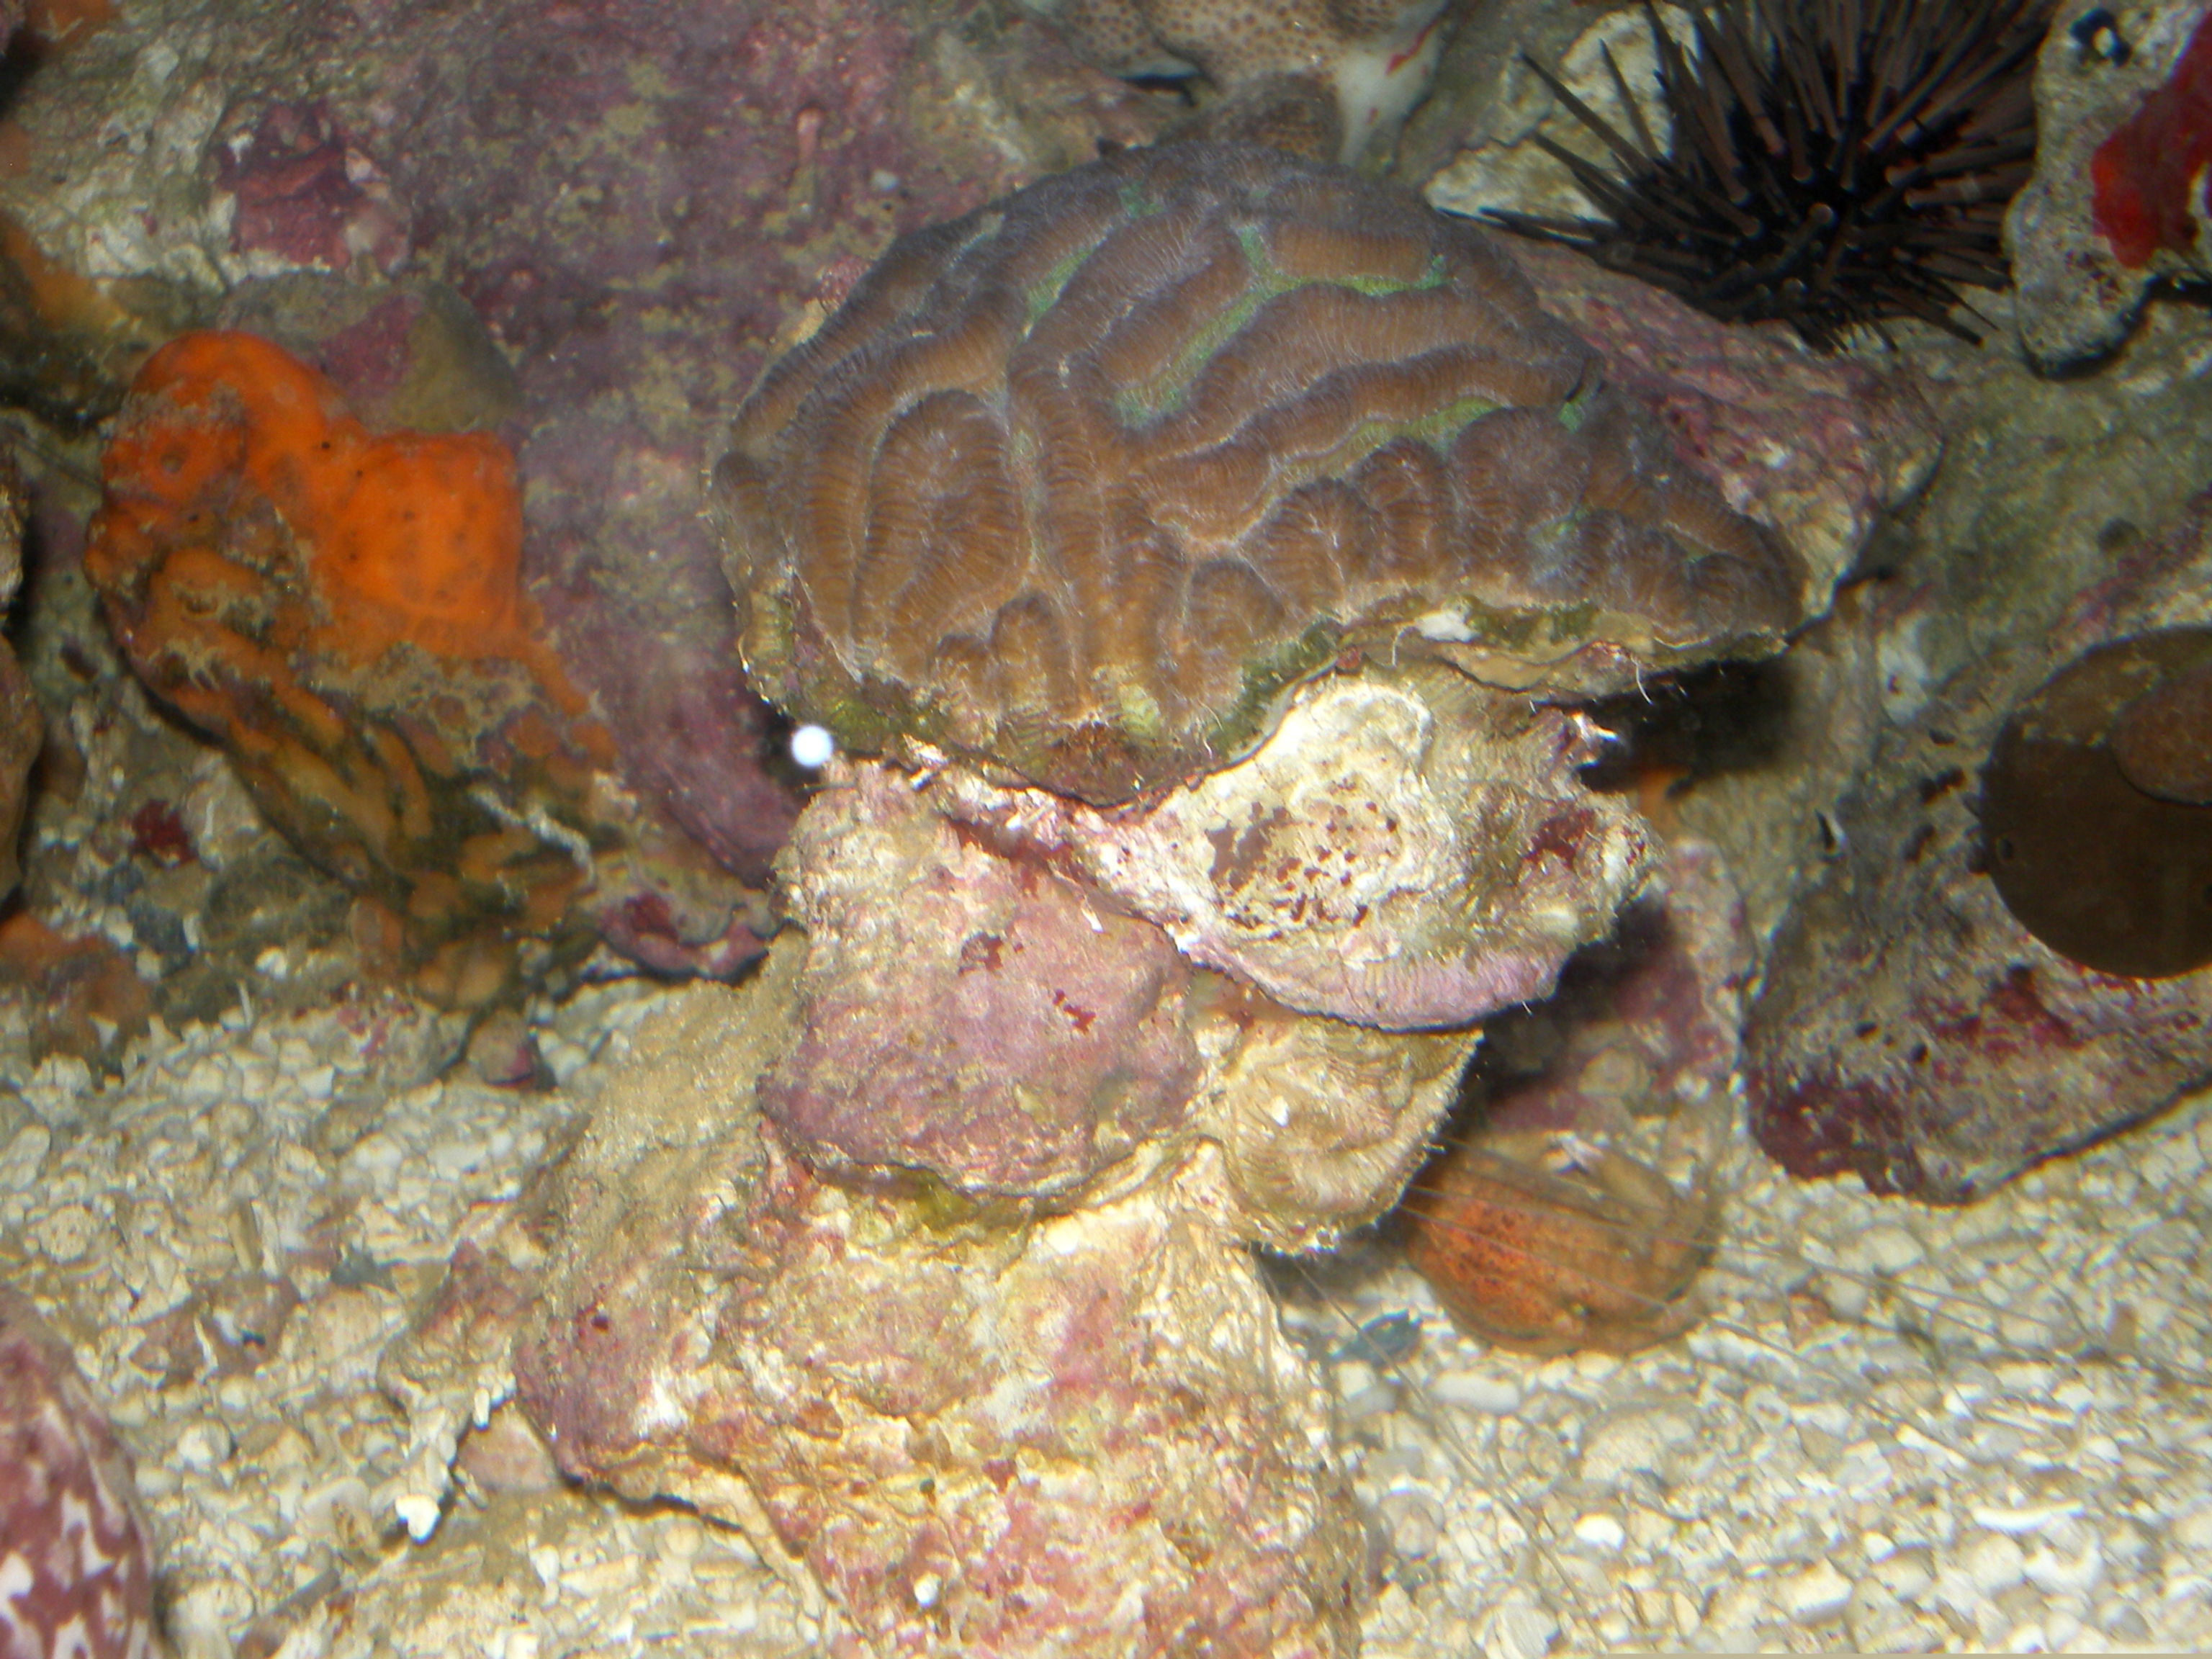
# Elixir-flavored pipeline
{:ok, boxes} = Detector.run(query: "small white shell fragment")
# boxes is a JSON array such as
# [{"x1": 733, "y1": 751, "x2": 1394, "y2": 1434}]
[
  {"x1": 1776, "y1": 1560, "x2": 1853, "y2": 1622},
  {"x1": 1972, "y1": 1500, "x2": 2084, "y2": 1535},
  {"x1": 395, "y1": 1491, "x2": 442, "y2": 1542},
  {"x1": 1426, "y1": 1370, "x2": 1522, "y2": 1413},
  {"x1": 1570, "y1": 1513, "x2": 1626, "y2": 1552},
  {"x1": 0, "y1": 1122, "x2": 49, "y2": 1192},
  {"x1": 1845, "y1": 1223, "x2": 1925, "y2": 1273},
  {"x1": 1377, "y1": 1489, "x2": 1445, "y2": 1560},
  {"x1": 1954, "y1": 1532, "x2": 2028, "y2": 1597},
  {"x1": 31, "y1": 1202, "x2": 97, "y2": 1263},
  {"x1": 173, "y1": 1419, "x2": 233, "y2": 1470},
  {"x1": 1483, "y1": 1598, "x2": 1560, "y2": 1659}
]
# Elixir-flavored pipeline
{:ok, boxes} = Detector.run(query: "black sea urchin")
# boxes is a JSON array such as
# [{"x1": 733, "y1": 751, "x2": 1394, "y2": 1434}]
[{"x1": 1485, "y1": 0, "x2": 2056, "y2": 349}]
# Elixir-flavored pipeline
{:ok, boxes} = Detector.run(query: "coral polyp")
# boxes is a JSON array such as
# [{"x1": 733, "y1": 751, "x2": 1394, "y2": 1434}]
[
  {"x1": 718, "y1": 140, "x2": 1801, "y2": 805},
  {"x1": 1487, "y1": 0, "x2": 2055, "y2": 349}
]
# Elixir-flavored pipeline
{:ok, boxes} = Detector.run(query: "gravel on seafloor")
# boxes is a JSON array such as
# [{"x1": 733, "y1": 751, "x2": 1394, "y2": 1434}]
[{"x1": 1, "y1": 974, "x2": 2209, "y2": 1658}]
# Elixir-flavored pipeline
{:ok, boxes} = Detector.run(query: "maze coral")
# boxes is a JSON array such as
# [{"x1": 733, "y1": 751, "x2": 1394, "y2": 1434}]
[
  {"x1": 720, "y1": 142, "x2": 1801, "y2": 809},
  {"x1": 86, "y1": 330, "x2": 700, "y2": 1006}
]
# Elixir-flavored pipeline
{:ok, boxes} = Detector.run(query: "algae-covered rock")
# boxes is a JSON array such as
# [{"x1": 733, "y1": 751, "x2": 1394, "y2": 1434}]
[{"x1": 513, "y1": 952, "x2": 1364, "y2": 1658}]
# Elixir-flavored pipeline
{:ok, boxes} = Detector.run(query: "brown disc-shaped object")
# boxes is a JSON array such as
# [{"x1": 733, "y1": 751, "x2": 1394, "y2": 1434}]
[
  {"x1": 1982, "y1": 626, "x2": 2212, "y2": 979},
  {"x1": 2112, "y1": 661, "x2": 2212, "y2": 805},
  {"x1": 716, "y1": 141, "x2": 1802, "y2": 805}
]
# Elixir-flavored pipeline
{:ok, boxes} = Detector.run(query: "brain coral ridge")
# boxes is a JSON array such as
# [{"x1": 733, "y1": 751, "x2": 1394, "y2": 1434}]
[{"x1": 719, "y1": 142, "x2": 1805, "y2": 806}]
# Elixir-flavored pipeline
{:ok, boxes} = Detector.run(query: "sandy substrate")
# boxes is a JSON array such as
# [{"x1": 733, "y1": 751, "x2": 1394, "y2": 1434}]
[{"x1": 1, "y1": 974, "x2": 2208, "y2": 1657}]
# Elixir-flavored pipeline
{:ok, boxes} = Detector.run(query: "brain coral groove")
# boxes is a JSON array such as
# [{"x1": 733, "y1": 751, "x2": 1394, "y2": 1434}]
[{"x1": 719, "y1": 143, "x2": 1803, "y2": 806}]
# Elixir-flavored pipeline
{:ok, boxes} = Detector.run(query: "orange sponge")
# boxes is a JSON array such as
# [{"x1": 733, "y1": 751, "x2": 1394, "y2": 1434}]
[
  {"x1": 92, "y1": 330, "x2": 569, "y2": 678},
  {"x1": 88, "y1": 329, "x2": 604, "y2": 1006}
]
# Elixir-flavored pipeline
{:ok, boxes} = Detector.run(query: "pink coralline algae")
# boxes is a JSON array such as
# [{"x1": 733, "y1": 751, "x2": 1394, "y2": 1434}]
[
  {"x1": 513, "y1": 958, "x2": 1364, "y2": 1659},
  {"x1": 212, "y1": 99, "x2": 408, "y2": 276},
  {"x1": 936, "y1": 666, "x2": 1651, "y2": 1033},
  {"x1": 765, "y1": 768, "x2": 1200, "y2": 1200},
  {"x1": 0, "y1": 1286, "x2": 159, "y2": 1659}
]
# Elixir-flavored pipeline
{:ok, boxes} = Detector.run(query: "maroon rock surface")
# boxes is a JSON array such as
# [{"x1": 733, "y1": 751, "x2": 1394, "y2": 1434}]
[
  {"x1": 1503, "y1": 240, "x2": 1941, "y2": 608},
  {"x1": 1467, "y1": 837, "x2": 1753, "y2": 1145},
  {"x1": 765, "y1": 768, "x2": 1200, "y2": 1200},
  {"x1": 0, "y1": 1285, "x2": 160, "y2": 1659}
]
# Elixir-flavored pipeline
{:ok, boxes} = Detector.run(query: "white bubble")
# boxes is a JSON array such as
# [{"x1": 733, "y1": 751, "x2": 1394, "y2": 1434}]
[{"x1": 790, "y1": 724, "x2": 836, "y2": 770}]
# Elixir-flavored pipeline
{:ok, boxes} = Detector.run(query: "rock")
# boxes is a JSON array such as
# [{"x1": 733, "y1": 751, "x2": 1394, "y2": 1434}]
[
  {"x1": 1747, "y1": 485, "x2": 2212, "y2": 1200},
  {"x1": 511, "y1": 960, "x2": 1367, "y2": 1657},
  {"x1": 0, "y1": 1284, "x2": 161, "y2": 1659},
  {"x1": 1015, "y1": 0, "x2": 1456, "y2": 162},
  {"x1": 540, "y1": 138, "x2": 1915, "y2": 1644},
  {"x1": 1448, "y1": 837, "x2": 1753, "y2": 1139},
  {"x1": 941, "y1": 665, "x2": 1654, "y2": 1032},
  {"x1": 1778, "y1": 1559, "x2": 1855, "y2": 1624},
  {"x1": 1497, "y1": 242, "x2": 1941, "y2": 606},
  {"x1": 1422, "y1": 7, "x2": 1698, "y2": 227},
  {"x1": 0, "y1": 913, "x2": 150, "y2": 1071},
  {"x1": 2006, "y1": 1, "x2": 2212, "y2": 369},
  {"x1": 765, "y1": 766, "x2": 1200, "y2": 1200}
]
